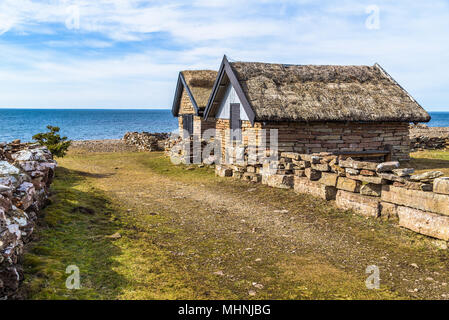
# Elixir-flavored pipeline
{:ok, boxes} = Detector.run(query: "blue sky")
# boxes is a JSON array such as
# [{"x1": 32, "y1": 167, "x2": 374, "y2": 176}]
[{"x1": 0, "y1": 0, "x2": 448, "y2": 111}]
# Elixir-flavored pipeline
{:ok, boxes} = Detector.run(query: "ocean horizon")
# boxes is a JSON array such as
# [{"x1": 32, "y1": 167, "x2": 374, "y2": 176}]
[{"x1": 0, "y1": 108, "x2": 448, "y2": 142}]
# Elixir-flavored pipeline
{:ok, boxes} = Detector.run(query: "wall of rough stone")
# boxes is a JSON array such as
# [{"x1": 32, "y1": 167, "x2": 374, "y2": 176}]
[
  {"x1": 212, "y1": 121, "x2": 410, "y2": 162},
  {"x1": 0, "y1": 141, "x2": 56, "y2": 299},
  {"x1": 215, "y1": 152, "x2": 449, "y2": 242},
  {"x1": 123, "y1": 132, "x2": 169, "y2": 152},
  {"x1": 410, "y1": 124, "x2": 449, "y2": 151}
]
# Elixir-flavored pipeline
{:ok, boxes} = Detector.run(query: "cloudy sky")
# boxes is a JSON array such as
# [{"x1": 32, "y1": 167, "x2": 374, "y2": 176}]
[{"x1": 0, "y1": 0, "x2": 448, "y2": 110}]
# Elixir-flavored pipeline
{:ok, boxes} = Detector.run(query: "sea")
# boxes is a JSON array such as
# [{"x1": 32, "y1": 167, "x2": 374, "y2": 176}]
[{"x1": 0, "y1": 109, "x2": 448, "y2": 142}]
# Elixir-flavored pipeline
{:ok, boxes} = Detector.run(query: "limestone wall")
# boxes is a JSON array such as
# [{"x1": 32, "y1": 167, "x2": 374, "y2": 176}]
[
  {"x1": 215, "y1": 152, "x2": 449, "y2": 242},
  {"x1": 410, "y1": 124, "x2": 449, "y2": 151},
  {"x1": 123, "y1": 132, "x2": 169, "y2": 152},
  {"x1": 0, "y1": 141, "x2": 56, "y2": 299}
]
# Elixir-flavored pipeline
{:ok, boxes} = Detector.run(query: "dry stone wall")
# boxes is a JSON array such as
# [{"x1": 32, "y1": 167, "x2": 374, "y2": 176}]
[
  {"x1": 0, "y1": 140, "x2": 56, "y2": 299},
  {"x1": 410, "y1": 124, "x2": 449, "y2": 151},
  {"x1": 123, "y1": 132, "x2": 169, "y2": 152},
  {"x1": 215, "y1": 152, "x2": 449, "y2": 242}
]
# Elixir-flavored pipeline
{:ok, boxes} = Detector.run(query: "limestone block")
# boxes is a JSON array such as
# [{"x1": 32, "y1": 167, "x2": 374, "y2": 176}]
[
  {"x1": 266, "y1": 174, "x2": 294, "y2": 189},
  {"x1": 434, "y1": 177, "x2": 449, "y2": 195},
  {"x1": 381, "y1": 185, "x2": 449, "y2": 216},
  {"x1": 360, "y1": 183, "x2": 382, "y2": 197},
  {"x1": 397, "y1": 206, "x2": 449, "y2": 241},
  {"x1": 305, "y1": 168, "x2": 321, "y2": 181},
  {"x1": 335, "y1": 190, "x2": 380, "y2": 217},
  {"x1": 319, "y1": 172, "x2": 339, "y2": 187},
  {"x1": 294, "y1": 177, "x2": 337, "y2": 200},
  {"x1": 337, "y1": 177, "x2": 362, "y2": 193}
]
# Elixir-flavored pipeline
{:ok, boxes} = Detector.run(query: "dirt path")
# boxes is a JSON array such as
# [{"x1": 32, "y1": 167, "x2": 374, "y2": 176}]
[{"x1": 24, "y1": 147, "x2": 449, "y2": 299}]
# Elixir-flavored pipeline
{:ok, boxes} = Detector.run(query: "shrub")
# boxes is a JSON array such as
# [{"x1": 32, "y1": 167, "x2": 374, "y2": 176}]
[{"x1": 33, "y1": 125, "x2": 72, "y2": 158}]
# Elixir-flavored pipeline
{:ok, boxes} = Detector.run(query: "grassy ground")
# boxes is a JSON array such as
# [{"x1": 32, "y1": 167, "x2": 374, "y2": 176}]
[{"x1": 21, "y1": 147, "x2": 449, "y2": 300}]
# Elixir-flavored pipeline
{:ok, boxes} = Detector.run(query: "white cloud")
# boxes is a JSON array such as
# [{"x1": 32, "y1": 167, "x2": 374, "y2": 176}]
[{"x1": 0, "y1": 0, "x2": 447, "y2": 110}]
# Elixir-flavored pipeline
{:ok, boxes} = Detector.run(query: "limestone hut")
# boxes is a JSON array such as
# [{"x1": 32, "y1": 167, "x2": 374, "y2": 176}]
[
  {"x1": 171, "y1": 70, "x2": 217, "y2": 139},
  {"x1": 203, "y1": 56, "x2": 430, "y2": 162}
]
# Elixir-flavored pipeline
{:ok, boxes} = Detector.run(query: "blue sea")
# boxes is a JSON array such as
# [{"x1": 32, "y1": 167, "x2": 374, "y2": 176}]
[
  {"x1": 0, "y1": 109, "x2": 178, "y2": 142},
  {"x1": 0, "y1": 109, "x2": 448, "y2": 143}
]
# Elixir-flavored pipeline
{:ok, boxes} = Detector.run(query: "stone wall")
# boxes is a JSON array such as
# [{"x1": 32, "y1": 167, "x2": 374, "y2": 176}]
[
  {"x1": 215, "y1": 152, "x2": 449, "y2": 242},
  {"x1": 0, "y1": 141, "x2": 56, "y2": 299},
  {"x1": 123, "y1": 132, "x2": 169, "y2": 151},
  {"x1": 410, "y1": 124, "x2": 449, "y2": 151},
  {"x1": 213, "y1": 121, "x2": 410, "y2": 162}
]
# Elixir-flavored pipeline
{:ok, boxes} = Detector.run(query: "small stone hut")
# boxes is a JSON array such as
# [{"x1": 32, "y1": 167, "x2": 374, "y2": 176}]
[
  {"x1": 172, "y1": 70, "x2": 217, "y2": 140},
  {"x1": 203, "y1": 56, "x2": 431, "y2": 162}
]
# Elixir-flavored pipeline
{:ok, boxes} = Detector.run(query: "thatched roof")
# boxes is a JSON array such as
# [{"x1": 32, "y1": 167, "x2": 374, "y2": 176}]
[
  {"x1": 181, "y1": 70, "x2": 217, "y2": 110},
  {"x1": 225, "y1": 61, "x2": 430, "y2": 122},
  {"x1": 172, "y1": 70, "x2": 217, "y2": 117}
]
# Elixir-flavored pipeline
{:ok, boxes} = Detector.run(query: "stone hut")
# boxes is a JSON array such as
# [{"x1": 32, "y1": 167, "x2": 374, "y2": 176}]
[
  {"x1": 171, "y1": 70, "x2": 217, "y2": 140},
  {"x1": 203, "y1": 56, "x2": 431, "y2": 162}
]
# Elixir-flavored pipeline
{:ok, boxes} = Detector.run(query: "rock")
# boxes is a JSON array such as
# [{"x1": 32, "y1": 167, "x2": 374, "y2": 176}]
[
  {"x1": 105, "y1": 232, "x2": 122, "y2": 240},
  {"x1": 345, "y1": 168, "x2": 360, "y2": 176},
  {"x1": 0, "y1": 161, "x2": 20, "y2": 176},
  {"x1": 305, "y1": 168, "x2": 321, "y2": 181},
  {"x1": 360, "y1": 170, "x2": 376, "y2": 176},
  {"x1": 215, "y1": 166, "x2": 233, "y2": 177},
  {"x1": 318, "y1": 172, "x2": 338, "y2": 187},
  {"x1": 347, "y1": 175, "x2": 384, "y2": 184},
  {"x1": 410, "y1": 171, "x2": 444, "y2": 182},
  {"x1": 266, "y1": 174, "x2": 294, "y2": 189},
  {"x1": 294, "y1": 169, "x2": 305, "y2": 177},
  {"x1": 280, "y1": 152, "x2": 301, "y2": 160},
  {"x1": 378, "y1": 173, "x2": 408, "y2": 183},
  {"x1": 392, "y1": 168, "x2": 415, "y2": 177},
  {"x1": 397, "y1": 206, "x2": 449, "y2": 241},
  {"x1": 311, "y1": 163, "x2": 330, "y2": 172},
  {"x1": 294, "y1": 177, "x2": 337, "y2": 200},
  {"x1": 336, "y1": 177, "x2": 362, "y2": 193},
  {"x1": 381, "y1": 185, "x2": 449, "y2": 216},
  {"x1": 335, "y1": 190, "x2": 380, "y2": 217},
  {"x1": 380, "y1": 202, "x2": 398, "y2": 221},
  {"x1": 360, "y1": 183, "x2": 382, "y2": 197},
  {"x1": 433, "y1": 177, "x2": 449, "y2": 195},
  {"x1": 376, "y1": 161, "x2": 400, "y2": 173},
  {"x1": 339, "y1": 158, "x2": 378, "y2": 171}
]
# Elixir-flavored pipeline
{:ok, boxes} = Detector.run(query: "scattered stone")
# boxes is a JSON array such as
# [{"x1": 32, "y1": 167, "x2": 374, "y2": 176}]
[
  {"x1": 393, "y1": 168, "x2": 415, "y2": 177},
  {"x1": 252, "y1": 283, "x2": 264, "y2": 289},
  {"x1": 213, "y1": 271, "x2": 225, "y2": 276},
  {"x1": 376, "y1": 161, "x2": 400, "y2": 173},
  {"x1": 411, "y1": 263, "x2": 419, "y2": 269},
  {"x1": 248, "y1": 290, "x2": 257, "y2": 296},
  {"x1": 410, "y1": 171, "x2": 444, "y2": 182},
  {"x1": 105, "y1": 232, "x2": 122, "y2": 240}
]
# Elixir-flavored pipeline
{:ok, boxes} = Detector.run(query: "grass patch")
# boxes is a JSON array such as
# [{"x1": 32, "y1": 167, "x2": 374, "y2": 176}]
[
  {"x1": 22, "y1": 167, "x2": 125, "y2": 299},
  {"x1": 408, "y1": 150, "x2": 449, "y2": 176}
]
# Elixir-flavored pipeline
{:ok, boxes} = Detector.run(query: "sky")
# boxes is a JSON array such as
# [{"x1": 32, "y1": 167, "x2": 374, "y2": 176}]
[{"x1": 0, "y1": 0, "x2": 448, "y2": 111}]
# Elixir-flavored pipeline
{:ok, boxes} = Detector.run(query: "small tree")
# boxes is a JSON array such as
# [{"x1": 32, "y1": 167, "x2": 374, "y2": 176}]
[{"x1": 33, "y1": 125, "x2": 72, "y2": 158}]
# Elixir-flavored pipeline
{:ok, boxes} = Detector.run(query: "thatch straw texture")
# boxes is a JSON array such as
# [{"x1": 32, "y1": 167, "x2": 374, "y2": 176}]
[
  {"x1": 229, "y1": 62, "x2": 430, "y2": 122},
  {"x1": 181, "y1": 70, "x2": 217, "y2": 110}
]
